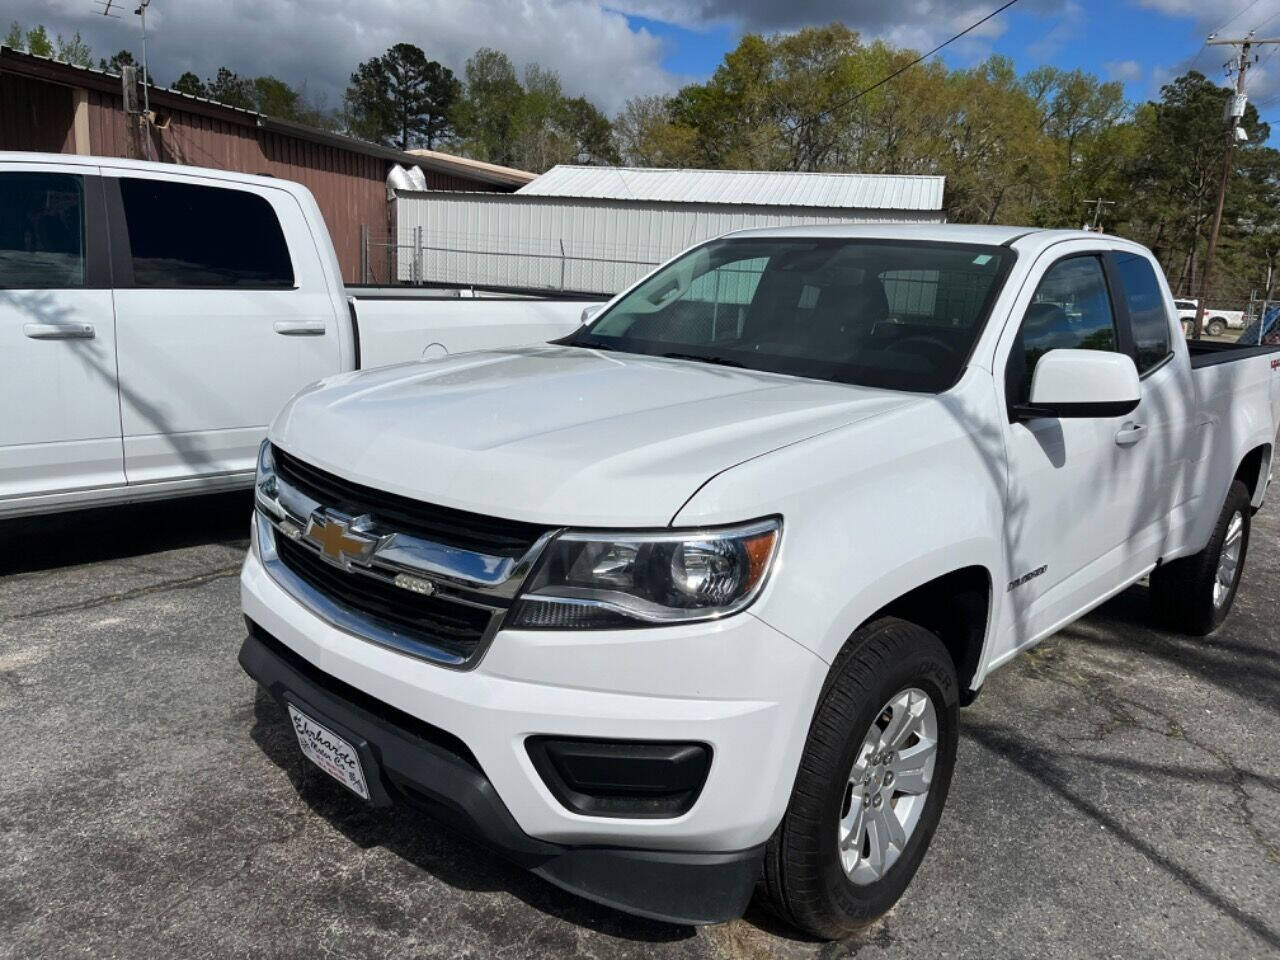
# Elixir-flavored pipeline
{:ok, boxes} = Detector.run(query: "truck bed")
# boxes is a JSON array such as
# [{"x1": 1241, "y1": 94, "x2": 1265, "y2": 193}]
[{"x1": 1185, "y1": 339, "x2": 1280, "y2": 369}]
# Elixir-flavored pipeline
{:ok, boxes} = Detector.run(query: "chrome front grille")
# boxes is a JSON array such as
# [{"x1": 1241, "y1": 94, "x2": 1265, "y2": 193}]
[{"x1": 255, "y1": 448, "x2": 558, "y2": 668}]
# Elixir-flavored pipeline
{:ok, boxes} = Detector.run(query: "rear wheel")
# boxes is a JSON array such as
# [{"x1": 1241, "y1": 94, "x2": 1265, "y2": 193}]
[
  {"x1": 1150, "y1": 480, "x2": 1252, "y2": 635},
  {"x1": 1206, "y1": 318, "x2": 1227, "y2": 337},
  {"x1": 760, "y1": 618, "x2": 958, "y2": 940}
]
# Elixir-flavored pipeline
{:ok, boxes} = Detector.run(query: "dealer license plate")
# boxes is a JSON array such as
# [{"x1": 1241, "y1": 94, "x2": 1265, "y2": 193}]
[{"x1": 287, "y1": 704, "x2": 370, "y2": 800}]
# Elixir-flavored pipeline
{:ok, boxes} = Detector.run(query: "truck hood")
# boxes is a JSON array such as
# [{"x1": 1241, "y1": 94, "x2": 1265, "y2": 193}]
[{"x1": 271, "y1": 345, "x2": 919, "y2": 526}]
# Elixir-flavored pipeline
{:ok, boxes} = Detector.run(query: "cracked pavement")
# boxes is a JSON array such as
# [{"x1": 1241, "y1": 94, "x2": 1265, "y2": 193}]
[{"x1": 1, "y1": 491, "x2": 1277, "y2": 959}]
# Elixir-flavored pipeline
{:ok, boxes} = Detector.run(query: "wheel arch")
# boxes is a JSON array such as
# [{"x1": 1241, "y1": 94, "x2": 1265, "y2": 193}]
[
  {"x1": 855, "y1": 565, "x2": 993, "y2": 703},
  {"x1": 1235, "y1": 442, "x2": 1272, "y2": 509}
]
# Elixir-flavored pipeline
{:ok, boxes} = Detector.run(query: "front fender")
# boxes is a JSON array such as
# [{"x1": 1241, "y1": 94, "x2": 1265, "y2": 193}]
[{"x1": 673, "y1": 370, "x2": 1009, "y2": 670}]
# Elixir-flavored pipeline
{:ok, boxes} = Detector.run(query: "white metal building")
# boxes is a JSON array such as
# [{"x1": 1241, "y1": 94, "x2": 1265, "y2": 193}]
[{"x1": 394, "y1": 165, "x2": 946, "y2": 295}]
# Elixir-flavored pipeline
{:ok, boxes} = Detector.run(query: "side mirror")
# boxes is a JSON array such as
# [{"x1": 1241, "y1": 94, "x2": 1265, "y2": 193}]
[
  {"x1": 1013, "y1": 349, "x2": 1140, "y2": 420},
  {"x1": 580, "y1": 304, "x2": 604, "y2": 325}
]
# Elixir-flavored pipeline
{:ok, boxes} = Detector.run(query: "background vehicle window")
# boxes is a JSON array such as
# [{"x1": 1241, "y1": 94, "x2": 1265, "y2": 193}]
[
  {"x1": 0, "y1": 172, "x2": 84, "y2": 288},
  {"x1": 1113, "y1": 252, "x2": 1172, "y2": 373},
  {"x1": 1007, "y1": 256, "x2": 1118, "y2": 405},
  {"x1": 119, "y1": 178, "x2": 293, "y2": 288}
]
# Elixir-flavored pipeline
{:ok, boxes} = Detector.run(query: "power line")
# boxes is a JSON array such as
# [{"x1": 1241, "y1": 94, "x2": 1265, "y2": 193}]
[
  {"x1": 812, "y1": 0, "x2": 1023, "y2": 122},
  {"x1": 1217, "y1": 0, "x2": 1265, "y2": 34}
]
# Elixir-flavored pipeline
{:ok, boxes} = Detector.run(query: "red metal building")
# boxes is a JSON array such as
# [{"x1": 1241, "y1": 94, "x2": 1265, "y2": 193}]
[{"x1": 0, "y1": 46, "x2": 534, "y2": 282}]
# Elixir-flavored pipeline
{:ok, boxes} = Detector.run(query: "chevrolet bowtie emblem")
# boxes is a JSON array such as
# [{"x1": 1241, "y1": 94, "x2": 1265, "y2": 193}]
[{"x1": 304, "y1": 512, "x2": 379, "y2": 567}]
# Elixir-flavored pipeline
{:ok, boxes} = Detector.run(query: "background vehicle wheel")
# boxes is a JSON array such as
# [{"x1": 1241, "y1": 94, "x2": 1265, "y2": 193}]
[
  {"x1": 1150, "y1": 480, "x2": 1251, "y2": 636},
  {"x1": 1206, "y1": 318, "x2": 1226, "y2": 337},
  {"x1": 760, "y1": 617, "x2": 959, "y2": 940}
]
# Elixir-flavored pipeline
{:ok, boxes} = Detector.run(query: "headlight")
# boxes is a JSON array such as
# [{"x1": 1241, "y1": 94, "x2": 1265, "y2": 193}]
[
  {"x1": 507, "y1": 518, "x2": 780, "y2": 629},
  {"x1": 254, "y1": 439, "x2": 283, "y2": 521}
]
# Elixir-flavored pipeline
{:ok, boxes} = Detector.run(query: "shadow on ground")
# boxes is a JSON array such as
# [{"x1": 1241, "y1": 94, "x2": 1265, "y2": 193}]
[
  {"x1": 0, "y1": 490, "x2": 253, "y2": 576},
  {"x1": 247, "y1": 688, "x2": 700, "y2": 946}
]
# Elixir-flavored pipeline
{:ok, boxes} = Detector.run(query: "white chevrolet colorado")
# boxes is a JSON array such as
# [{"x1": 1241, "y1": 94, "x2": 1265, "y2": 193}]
[
  {"x1": 240, "y1": 225, "x2": 1280, "y2": 937},
  {"x1": 0, "y1": 153, "x2": 588, "y2": 518}
]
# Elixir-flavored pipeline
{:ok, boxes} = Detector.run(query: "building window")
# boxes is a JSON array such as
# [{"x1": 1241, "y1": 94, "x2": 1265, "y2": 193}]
[
  {"x1": 119, "y1": 178, "x2": 294, "y2": 288},
  {"x1": 0, "y1": 172, "x2": 85, "y2": 289}
]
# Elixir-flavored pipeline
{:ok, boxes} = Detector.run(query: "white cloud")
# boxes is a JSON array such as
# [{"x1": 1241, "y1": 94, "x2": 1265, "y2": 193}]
[
  {"x1": 1136, "y1": 0, "x2": 1280, "y2": 104},
  {"x1": 1105, "y1": 58, "x2": 1144, "y2": 83},
  {"x1": 8, "y1": 0, "x2": 1079, "y2": 122},
  {"x1": 3, "y1": 0, "x2": 684, "y2": 115},
  {"x1": 1133, "y1": 0, "x2": 1201, "y2": 14}
]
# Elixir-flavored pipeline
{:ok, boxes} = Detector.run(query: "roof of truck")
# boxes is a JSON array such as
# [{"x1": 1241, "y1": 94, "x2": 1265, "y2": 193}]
[
  {"x1": 722, "y1": 223, "x2": 1157, "y2": 258},
  {"x1": 1, "y1": 151, "x2": 316, "y2": 194}
]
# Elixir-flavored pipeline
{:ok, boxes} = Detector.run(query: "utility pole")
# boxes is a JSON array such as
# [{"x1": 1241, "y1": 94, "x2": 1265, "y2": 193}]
[
  {"x1": 135, "y1": 0, "x2": 151, "y2": 117},
  {"x1": 1082, "y1": 197, "x2": 1115, "y2": 231},
  {"x1": 1191, "y1": 31, "x2": 1280, "y2": 339}
]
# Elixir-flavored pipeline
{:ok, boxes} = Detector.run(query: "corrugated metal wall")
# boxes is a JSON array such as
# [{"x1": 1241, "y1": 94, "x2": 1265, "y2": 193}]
[
  {"x1": 395, "y1": 192, "x2": 945, "y2": 294},
  {"x1": 0, "y1": 74, "x2": 75, "y2": 153}
]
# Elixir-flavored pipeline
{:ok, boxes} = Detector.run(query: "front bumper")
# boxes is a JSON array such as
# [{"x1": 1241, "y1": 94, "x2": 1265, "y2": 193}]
[
  {"x1": 241, "y1": 623, "x2": 760, "y2": 924},
  {"x1": 239, "y1": 546, "x2": 828, "y2": 923}
]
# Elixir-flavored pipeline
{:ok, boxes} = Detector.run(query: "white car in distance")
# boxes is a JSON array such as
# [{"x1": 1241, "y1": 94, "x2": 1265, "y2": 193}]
[{"x1": 1174, "y1": 298, "x2": 1246, "y2": 336}]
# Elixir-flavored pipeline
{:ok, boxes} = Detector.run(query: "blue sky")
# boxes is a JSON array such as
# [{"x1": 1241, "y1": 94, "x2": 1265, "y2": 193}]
[{"x1": 627, "y1": 0, "x2": 1280, "y2": 123}]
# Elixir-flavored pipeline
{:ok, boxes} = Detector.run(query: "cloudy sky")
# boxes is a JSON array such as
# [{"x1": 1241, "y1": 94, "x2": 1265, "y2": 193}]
[{"x1": 7, "y1": 0, "x2": 1280, "y2": 122}]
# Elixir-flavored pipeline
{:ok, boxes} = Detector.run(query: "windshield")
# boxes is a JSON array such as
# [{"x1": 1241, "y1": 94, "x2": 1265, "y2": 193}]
[{"x1": 561, "y1": 237, "x2": 1014, "y2": 392}]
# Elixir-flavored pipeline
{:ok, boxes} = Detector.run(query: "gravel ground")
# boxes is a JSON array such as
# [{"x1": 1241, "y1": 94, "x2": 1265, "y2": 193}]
[{"x1": 1, "y1": 490, "x2": 1277, "y2": 960}]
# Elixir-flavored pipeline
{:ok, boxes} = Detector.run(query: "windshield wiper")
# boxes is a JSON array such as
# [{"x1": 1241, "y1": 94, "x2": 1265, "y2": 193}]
[{"x1": 660, "y1": 351, "x2": 747, "y2": 369}]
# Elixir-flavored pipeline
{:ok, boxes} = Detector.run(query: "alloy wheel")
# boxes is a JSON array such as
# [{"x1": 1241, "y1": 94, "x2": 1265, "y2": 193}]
[{"x1": 837, "y1": 687, "x2": 938, "y2": 885}]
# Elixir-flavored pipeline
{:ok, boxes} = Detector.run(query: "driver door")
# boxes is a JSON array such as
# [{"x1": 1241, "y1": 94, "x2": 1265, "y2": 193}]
[{"x1": 993, "y1": 246, "x2": 1148, "y2": 657}]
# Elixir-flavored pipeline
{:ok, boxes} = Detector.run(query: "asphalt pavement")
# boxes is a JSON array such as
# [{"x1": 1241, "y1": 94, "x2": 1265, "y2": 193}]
[{"x1": 1, "y1": 491, "x2": 1277, "y2": 959}]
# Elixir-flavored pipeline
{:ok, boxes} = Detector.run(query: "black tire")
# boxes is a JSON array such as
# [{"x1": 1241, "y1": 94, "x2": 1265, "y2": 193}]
[
  {"x1": 1207, "y1": 318, "x2": 1227, "y2": 337},
  {"x1": 1150, "y1": 480, "x2": 1252, "y2": 636},
  {"x1": 759, "y1": 617, "x2": 959, "y2": 940}
]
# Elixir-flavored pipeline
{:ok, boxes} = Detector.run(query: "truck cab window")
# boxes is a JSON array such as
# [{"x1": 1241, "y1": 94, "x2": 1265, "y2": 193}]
[
  {"x1": 118, "y1": 178, "x2": 293, "y2": 288},
  {"x1": 572, "y1": 238, "x2": 1012, "y2": 393},
  {"x1": 1006, "y1": 255, "x2": 1118, "y2": 405},
  {"x1": 1113, "y1": 252, "x2": 1172, "y2": 372},
  {"x1": 0, "y1": 172, "x2": 85, "y2": 288}
]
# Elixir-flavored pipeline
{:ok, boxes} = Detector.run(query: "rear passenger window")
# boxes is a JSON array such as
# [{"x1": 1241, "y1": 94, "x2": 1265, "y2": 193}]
[
  {"x1": 118, "y1": 178, "x2": 293, "y2": 288},
  {"x1": 0, "y1": 172, "x2": 85, "y2": 288},
  {"x1": 1006, "y1": 256, "x2": 1119, "y2": 405},
  {"x1": 1113, "y1": 252, "x2": 1172, "y2": 372}
]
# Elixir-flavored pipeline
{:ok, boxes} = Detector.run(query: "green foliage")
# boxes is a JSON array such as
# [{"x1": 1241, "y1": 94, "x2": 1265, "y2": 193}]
[
  {"x1": 343, "y1": 43, "x2": 460, "y2": 150},
  {"x1": 206, "y1": 66, "x2": 256, "y2": 110},
  {"x1": 454, "y1": 48, "x2": 524, "y2": 163},
  {"x1": 54, "y1": 31, "x2": 92, "y2": 68},
  {"x1": 3, "y1": 22, "x2": 23, "y2": 50},
  {"x1": 25, "y1": 25, "x2": 53, "y2": 58},
  {"x1": 100, "y1": 50, "x2": 136, "y2": 74},
  {"x1": 253, "y1": 76, "x2": 301, "y2": 119},
  {"x1": 451, "y1": 49, "x2": 618, "y2": 170},
  {"x1": 171, "y1": 71, "x2": 208, "y2": 98}
]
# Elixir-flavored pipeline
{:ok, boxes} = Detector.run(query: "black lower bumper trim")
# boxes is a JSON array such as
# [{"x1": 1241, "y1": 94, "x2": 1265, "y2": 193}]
[{"x1": 238, "y1": 621, "x2": 762, "y2": 925}]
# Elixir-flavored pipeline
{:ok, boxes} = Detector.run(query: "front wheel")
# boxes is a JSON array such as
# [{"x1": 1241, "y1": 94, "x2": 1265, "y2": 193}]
[
  {"x1": 1150, "y1": 480, "x2": 1252, "y2": 635},
  {"x1": 760, "y1": 618, "x2": 959, "y2": 940}
]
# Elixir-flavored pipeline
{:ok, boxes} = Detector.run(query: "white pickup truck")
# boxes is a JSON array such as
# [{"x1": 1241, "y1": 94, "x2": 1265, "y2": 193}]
[
  {"x1": 239, "y1": 224, "x2": 1280, "y2": 937},
  {"x1": 0, "y1": 153, "x2": 590, "y2": 518},
  {"x1": 1173, "y1": 298, "x2": 1247, "y2": 337}
]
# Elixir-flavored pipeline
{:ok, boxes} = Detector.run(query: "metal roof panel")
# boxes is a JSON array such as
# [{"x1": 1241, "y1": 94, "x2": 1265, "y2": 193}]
[{"x1": 518, "y1": 166, "x2": 945, "y2": 211}]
